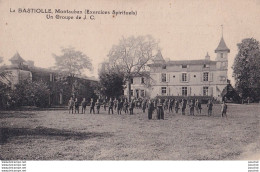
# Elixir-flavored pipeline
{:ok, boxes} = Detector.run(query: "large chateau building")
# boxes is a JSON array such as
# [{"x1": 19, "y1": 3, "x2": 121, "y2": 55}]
[{"x1": 125, "y1": 36, "x2": 230, "y2": 101}]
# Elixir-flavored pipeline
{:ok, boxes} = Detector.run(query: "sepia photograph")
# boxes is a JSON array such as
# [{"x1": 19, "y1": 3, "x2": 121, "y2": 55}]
[{"x1": 0, "y1": 0, "x2": 260, "y2": 169}]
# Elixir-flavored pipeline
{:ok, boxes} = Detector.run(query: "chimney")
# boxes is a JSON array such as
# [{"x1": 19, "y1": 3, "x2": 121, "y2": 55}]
[{"x1": 205, "y1": 52, "x2": 210, "y2": 60}]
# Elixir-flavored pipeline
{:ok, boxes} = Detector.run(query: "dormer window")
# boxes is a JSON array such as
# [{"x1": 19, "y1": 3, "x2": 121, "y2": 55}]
[
  {"x1": 221, "y1": 53, "x2": 224, "y2": 58},
  {"x1": 203, "y1": 64, "x2": 209, "y2": 68}
]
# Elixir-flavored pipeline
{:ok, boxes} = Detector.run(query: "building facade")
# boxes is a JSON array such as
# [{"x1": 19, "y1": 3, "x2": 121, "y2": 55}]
[
  {"x1": 123, "y1": 73, "x2": 151, "y2": 99},
  {"x1": 0, "y1": 52, "x2": 98, "y2": 106},
  {"x1": 126, "y1": 36, "x2": 230, "y2": 101}
]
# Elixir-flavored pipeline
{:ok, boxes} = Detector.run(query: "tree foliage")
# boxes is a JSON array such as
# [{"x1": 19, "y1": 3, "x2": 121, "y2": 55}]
[
  {"x1": 11, "y1": 80, "x2": 50, "y2": 108},
  {"x1": 53, "y1": 47, "x2": 93, "y2": 77},
  {"x1": 52, "y1": 47, "x2": 93, "y2": 97},
  {"x1": 221, "y1": 81, "x2": 241, "y2": 103},
  {"x1": 107, "y1": 35, "x2": 159, "y2": 100},
  {"x1": 0, "y1": 67, "x2": 12, "y2": 109},
  {"x1": 232, "y1": 38, "x2": 260, "y2": 101},
  {"x1": 0, "y1": 82, "x2": 11, "y2": 109},
  {"x1": 99, "y1": 68, "x2": 125, "y2": 99}
]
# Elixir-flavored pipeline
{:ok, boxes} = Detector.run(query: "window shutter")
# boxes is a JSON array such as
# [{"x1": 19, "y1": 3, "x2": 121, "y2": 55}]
[
  {"x1": 209, "y1": 87, "x2": 213, "y2": 96},
  {"x1": 179, "y1": 73, "x2": 182, "y2": 83},
  {"x1": 167, "y1": 73, "x2": 170, "y2": 83},
  {"x1": 201, "y1": 73, "x2": 203, "y2": 82},
  {"x1": 200, "y1": 87, "x2": 203, "y2": 96},
  {"x1": 189, "y1": 87, "x2": 192, "y2": 96},
  {"x1": 158, "y1": 74, "x2": 161, "y2": 83},
  {"x1": 179, "y1": 87, "x2": 182, "y2": 96},
  {"x1": 210, "y1": 72, "x2": 213, "y2": 82},
  {"x1": 188, "y1": 73, "x2": 190, "y2": 82}
]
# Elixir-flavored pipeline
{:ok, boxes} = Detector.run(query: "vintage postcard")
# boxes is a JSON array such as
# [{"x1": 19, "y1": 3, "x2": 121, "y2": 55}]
[{"x1": 0, "y1": 0, "x2": 260, "y2": 171}]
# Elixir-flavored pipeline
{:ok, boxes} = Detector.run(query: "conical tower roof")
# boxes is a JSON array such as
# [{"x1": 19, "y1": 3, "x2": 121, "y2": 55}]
[
  {"x1": 153, "y1": 50, "x2": 165, "y2": 63},
  {"x1": 215, "y1": 37, "x2": 230, "y2": 53},
  {"x1": 9, "y1": 52, "x2": 25, "y2": 64}
]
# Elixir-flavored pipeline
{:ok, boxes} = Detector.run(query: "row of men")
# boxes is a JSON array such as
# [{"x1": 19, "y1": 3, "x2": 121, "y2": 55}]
[{"x1": 68, "y1": 97, "x2": 228, "y2": 118}]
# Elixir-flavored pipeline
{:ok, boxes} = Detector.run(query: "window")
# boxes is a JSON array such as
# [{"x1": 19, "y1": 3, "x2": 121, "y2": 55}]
[
  {"x1": 182, "y1": 64, "x2": 187, "y2": 68},
  {"x1": 182, "y1": 87, "x2": 187, "y2": 96},
  {"x1": 194, "y1": 75, "x2": 196, "y2": 77},
  {"x1": 130, "y1": 90, "x2": 133, "y2": 96},
  {"x1": 161, "y1": 87, "x2": 166, "y2": 95},
  {"x1": 203, "y1": 72, "x2": 209, "y2": 81},
  {"x1": 162, "y1": 65, "x2": 166, "y2": 69},
  {"x1": 203, "y1": 86, "x2": 209, "y2": 96},
  {"x1": 141, "y1": 90, "x2": 145, "y2": 97},
  {"x1": 141, "y1": 77, "x2": 145, "y2": 84},
  {"x1": 182, "y1": 73, "x2": 187, "y2": 82},
  {"x1": 130, "y1": 78, "x2": 133, "y2": 84},
  {"x1": 221, "y1": 53, "x2": 224, "y2": 58},
  {"x1": 161, "y1": 73, "x2": 167, "y2": 82}
]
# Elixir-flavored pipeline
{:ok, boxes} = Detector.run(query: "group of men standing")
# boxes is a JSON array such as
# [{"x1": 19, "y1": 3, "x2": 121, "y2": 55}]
[
  {"x1": 145, "y1": 98, "x2": 203, "y2": 120},
  {"x1": 68, "y1": 97, "x2": 101, "y2": 114},
  {"x1": 145, "y1": 98, "x2": 227, "y2": 119},
  {"x1": 68, "y1": 97, "x2": 228, "y2": 119}
]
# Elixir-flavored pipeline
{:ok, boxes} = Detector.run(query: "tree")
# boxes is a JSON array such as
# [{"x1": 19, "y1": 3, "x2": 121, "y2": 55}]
[
  {"x1": 52, "y1": 47, "x2": 93, "y2": 97},
  {"x1": 107, "y1": 35, "x2": 159, "y2": 101},
  {"x1": 232, "y1": 38, "x2": 260, "y2": 101},
  {"x1": 0, "y1": 63, "x2": 13, "y2": 109},
  {"x1": 0, "y1": 56, "x2": 3, "y2": 64},
  {"x1": 11, "y1": 80, "x2": 50, "y2": 107},
  {"x1": 221, "y1": 80, "x2": 241, "y2": 103},
  {"x1": 0, "y1": 81, "x2": 11, "y2": 109},
  {"x1": 99, "y1": 68, "x2": 125, "y2": 99}
]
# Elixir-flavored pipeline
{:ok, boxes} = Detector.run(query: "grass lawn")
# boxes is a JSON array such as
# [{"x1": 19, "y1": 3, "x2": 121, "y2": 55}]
[{"x1": 0, "y1": 104, "x2": 259, "y2": 160}]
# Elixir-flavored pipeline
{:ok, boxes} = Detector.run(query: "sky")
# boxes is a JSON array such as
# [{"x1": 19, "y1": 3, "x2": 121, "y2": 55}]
[{"x1": 0, "y1": 0, "x2": 260, "y2": 84}]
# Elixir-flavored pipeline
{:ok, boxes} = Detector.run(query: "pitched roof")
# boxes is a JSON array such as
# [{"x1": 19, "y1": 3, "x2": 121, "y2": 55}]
[
  {"x1": 167, "y1": 59, "x2": 216, "y2": 65},
  {"x1": 148, "y1": 59, "x2": 216, "y2": 67},
  {"x1": 153, "y1": 50, "x2": 165, "y2": 62},
  {"x1": 131, "y1": 71, "x2": 150, "y2": 77},
  {"x1": 9, "y1": 52, "x2": 25, "y2": 64},
  {"x1": 0, "y1": 64, "x2": 21, "y2": 70},
  {"x1": 215, "y1": 37, "x2": 230, "y2": 53}
]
